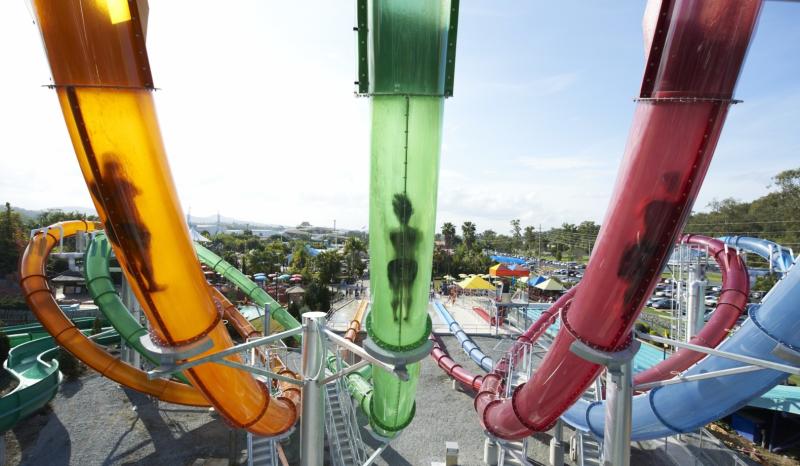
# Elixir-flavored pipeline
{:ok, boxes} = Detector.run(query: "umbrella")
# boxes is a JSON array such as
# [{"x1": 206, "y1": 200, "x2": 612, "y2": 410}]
[
  {"x1": 278, "y1": 274, "x2": 291, "y2": 281},
  {"x1": 456, "y1": 275, "x2": 496, "y2": 291},
  {"x1": 290, "y1": 277, "x2": 302, "y2": 282},
  {"x1": 268, "y1": 273, "x2": 278, "y2": 278},
  {"x1": 458, "y1": 273, "x2": 467, "y2": 278},
  {"x1": 534, "y1": 278, "x2": 565, "y2": 291},
  {"x1": 291, "y1": 274, "x2": 302, "y2": 278},
  {"x1": 443, "y1": 275, "x2": 455, "y2": 281}
]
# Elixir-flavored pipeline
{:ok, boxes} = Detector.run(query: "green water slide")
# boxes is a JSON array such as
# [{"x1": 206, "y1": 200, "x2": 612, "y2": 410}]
[
  {"x1": 359, "y1": 0, "x2": 459, "y2": 436},
  {"x1": 3, "y1": 318, "x2": 96, "y2": 347},
  {"x1": 0, "y1": 328, "x2": 118, "y2": 431},
  {"x1": 193, "y1": 242, "x2": 379, "y2": 419},
  {"x1": 84, "y1": 232, "x2": 190, "y2": 384},
  {"x1": 193, "y1": 243, "x2": 301, "y2": 343}
]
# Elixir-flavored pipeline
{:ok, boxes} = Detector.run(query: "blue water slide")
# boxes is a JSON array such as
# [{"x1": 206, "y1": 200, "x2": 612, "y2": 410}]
[
  {"x1": 720, "y1": 236, "x2": 796, "y2": 274},
  {"x1": 433, "y1": 301, "x2": 494, "y2": 372},
  {"x1": 561, "y1": 261, "x2": 800, "y2": 441}
]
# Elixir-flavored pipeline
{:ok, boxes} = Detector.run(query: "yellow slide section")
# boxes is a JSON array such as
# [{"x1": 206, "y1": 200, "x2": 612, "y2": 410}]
[
  {"x1": 19, "y1": 221, "x2": 207, "y2": 406},
  {"x1": 30, "y1": 1, "x2": 297, "y2": 434}
]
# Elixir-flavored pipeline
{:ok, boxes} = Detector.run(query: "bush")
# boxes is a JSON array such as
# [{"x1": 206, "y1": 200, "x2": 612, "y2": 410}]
[
  {"x1": 635, "y1": 322, "x2": 651, "y2": 334},
  {"x1": 91, "y1": 317, "x2": 104, "y2": 335},
  {"x1": 57, "y1": 350, "x2": 85, "y2": 380},
  {"x1": 0, "y1": 331, "x2": 10, "y2": 367},
  {"x1": 0, "y1": 294, "x2": 28, "y2": 310}
]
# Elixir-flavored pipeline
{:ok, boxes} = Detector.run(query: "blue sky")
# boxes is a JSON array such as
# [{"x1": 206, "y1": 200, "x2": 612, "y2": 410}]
[{"x1": 0, "y1": 1, "x2": 798, "y2": 233}]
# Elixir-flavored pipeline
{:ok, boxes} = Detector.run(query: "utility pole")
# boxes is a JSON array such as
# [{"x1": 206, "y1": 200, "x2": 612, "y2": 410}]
[{"x1": 538, "y1": 224, "x2": 542, "y2": 268}]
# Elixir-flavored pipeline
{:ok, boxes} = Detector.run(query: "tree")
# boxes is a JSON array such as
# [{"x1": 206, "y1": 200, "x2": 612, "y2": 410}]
[
  {"x1": 479, "y1": 229, "x2": 497, "y2": 250},
  {"x1": 290, "y1": 244, "x2": 311, "y2": 273},
  {"x1": 461, "y1": 221, "x2": 477, "y2": 249},
  {"x1": 0, "y1": 203, "x2": 26, "y2": 277},
  {"x1": 315, "y1": 250, "x2": 342, "y2": 285},
  {"x1": 510, "y1": 219, "x2": 522, "y2": 252},
  {"x1": 523, "y1": 226, "x2": 537, "y2": 254},
  {"x1": 342, "y1": 237, "x2": 367, "y2": 280},
  {"x1": 441, "y1": 222, "x2": 457, "y2": 249}
]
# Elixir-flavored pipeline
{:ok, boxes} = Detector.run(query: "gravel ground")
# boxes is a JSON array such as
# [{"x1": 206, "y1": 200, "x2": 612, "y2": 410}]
[
  {"x1": 3, "y1": 372, "x2": 245, "y2": 466},
  {"x1": 2, "y1": 335, "x2": 683, "y2": 465}
]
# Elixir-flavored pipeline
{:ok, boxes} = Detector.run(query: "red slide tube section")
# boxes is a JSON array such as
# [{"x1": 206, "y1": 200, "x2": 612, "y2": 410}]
[
  {"x1": 634, "y1": 234, "x2": 748, "y2": 386},
  {"x1": 430, "y1": 336, "x2": 483, "y2": 392},
  {"x1": 476, "y1": 0, "x2": 762, "y2": 439}
]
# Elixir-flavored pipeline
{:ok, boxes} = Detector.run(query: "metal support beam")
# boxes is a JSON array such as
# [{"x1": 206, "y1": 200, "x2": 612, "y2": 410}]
[
  {"x1": 300, "y1": 312, "x2": 326, "y2": 466},
  {"x1": 323, "y1": 328, "x2": 408, "y2": 381},
  {"x1": 637, "y1": 332, "x2": 800, "y2": 375},
  {"x1": 145, "y1": 326, "x2": 303, "y2": 379},
  {"x1": 362, "y1": 440, "x2": 389, "y2": 466},
  {"x1": 321, "y1": 359, "x2": 370, "y2": 385},
  {"x1": 570, "y1": 336, "x2": 638, "y2": 466},
  {"x1": 215, "y1": 358, "x2": 303, "y2": 386},
  {"x1": 634, "y1": 364, "x2": 765, "y2": 391}
]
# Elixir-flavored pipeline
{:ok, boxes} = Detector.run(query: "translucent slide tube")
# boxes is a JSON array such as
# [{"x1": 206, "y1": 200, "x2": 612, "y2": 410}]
[
  {"x1": 194, "y1": 243, "x2": 300, "y2": 341},
  {"x1": 562, "y1": 257, "x2": 800, "y2": 440},
  {"x1": 476, "y1": 0, "x2": 762, "y2": 439},
  {"x1": 634, "y1": 234, "x2": 749, "y2": 386},
  {"x1": 84, "y1": 231, "x2": 191, "y2": 384},
  {"x1": 30, "y1": 1, "x2": 295, "y2": 434},
  {"x1": 19, "y1": 221, "x2": 207, "y2": 406},
  {"x1": 363, "y1": 0, "x2": 458, "y2": 436}
]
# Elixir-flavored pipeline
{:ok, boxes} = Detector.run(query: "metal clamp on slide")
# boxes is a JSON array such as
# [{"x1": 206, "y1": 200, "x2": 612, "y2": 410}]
[
  {"x1": 362, "y1": 313, "x2": 433, "y2": 381},
  {"x1": 569, "y1": 333, "x2": 640, "y2": 370},
  {"x1": 138, "y1": 333, "x2": 213, "y2": 376}
]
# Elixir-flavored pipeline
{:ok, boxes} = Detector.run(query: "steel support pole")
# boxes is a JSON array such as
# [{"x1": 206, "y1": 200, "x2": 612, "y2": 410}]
[
  {"x1": 300, "y1": 311, "x2": 327, "y2": 466},
  {"x1": 549, "y1": 419, "x2": 564, "y2": 466},
  {"x1": 603, "y1": 356, "x2": 633, "y2": 466}
]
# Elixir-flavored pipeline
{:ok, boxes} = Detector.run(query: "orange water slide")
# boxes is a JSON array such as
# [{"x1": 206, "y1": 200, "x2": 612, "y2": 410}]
[
  {"x1": 19, "y1": 221, "x2": 208, "y2": 406},
  {"x1": 30, "y1": 0, "x2": 297, "y2": 434},
  {"x1": 210, "y1": 287, "x2": 300, "y2": 408},
  {"x1": 344, "y1": 299, "x2": 369, "y2": 342}
]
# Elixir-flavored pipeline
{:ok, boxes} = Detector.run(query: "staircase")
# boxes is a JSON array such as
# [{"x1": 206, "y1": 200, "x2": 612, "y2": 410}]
[
  {"x1": 324, "y1": 354, "x2": 366, "y2": 466},
  {"x1": 570, "y1": 378, "x2": 603, "y2": 466},
  {"x1": 498, "y1": 439, "x2": 530, "y2": 465},
  {"x1": 248, "y1": 436, "x2": 277, "y2": 466}
]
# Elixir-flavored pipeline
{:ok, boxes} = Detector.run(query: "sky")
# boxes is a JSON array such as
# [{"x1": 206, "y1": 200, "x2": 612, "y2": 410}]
[{"x1": 1, "y1": 1, "x2": 798, "y2": 233}]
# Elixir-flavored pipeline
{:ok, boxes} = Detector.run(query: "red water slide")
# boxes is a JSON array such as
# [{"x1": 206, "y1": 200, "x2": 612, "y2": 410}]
[
  {"x1": 634, "y1": 234, "x2": 748, "y2": 386},
  {"x1": 476, "y1": 0, "x2": 763, "y2": 439}
]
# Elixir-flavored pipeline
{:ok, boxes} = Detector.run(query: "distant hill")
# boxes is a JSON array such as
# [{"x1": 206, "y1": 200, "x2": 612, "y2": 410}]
[{"x1": 13, "y1": 206, "x2": 97, "y2": 221}]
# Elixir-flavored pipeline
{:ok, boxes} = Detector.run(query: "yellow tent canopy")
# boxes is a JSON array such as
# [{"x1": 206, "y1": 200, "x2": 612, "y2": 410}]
[
  {"x1": 457, "y1": 275, "x2": 496, "y2": 291},
  {"x1": 534, "y1": 278, "x2": 565, "y2": 291}
]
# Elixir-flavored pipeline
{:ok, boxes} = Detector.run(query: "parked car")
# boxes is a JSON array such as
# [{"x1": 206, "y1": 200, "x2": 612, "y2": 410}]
[
  {"x1": 651, "y1": 298, "x2": 677, "y2": 309},
  {"x1": 704, "y1": 295, "x2": 719, "y2": 307}
]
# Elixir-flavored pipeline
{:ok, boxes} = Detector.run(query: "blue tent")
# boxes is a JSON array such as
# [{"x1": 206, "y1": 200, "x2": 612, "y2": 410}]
[{"x1": 490, "y1": 255, "x2": 527, "y2": 265}]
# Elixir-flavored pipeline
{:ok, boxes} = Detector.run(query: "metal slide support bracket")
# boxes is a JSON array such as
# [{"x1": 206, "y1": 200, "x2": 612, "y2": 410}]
[
  {"x1": 570, "y1": 334, "x2": 640, "y2": 466},
  {"x1": 143, "y1": 326, "x2": 303, "y2": 379}
]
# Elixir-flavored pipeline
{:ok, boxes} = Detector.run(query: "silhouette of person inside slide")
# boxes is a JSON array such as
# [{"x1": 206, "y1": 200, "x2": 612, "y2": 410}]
[
  {"x1": 387, "y1": 193, "x2": 419, "y2": 322},
  {"x1": 90, "y1": 156, "x2": 164, "y2": 293}
]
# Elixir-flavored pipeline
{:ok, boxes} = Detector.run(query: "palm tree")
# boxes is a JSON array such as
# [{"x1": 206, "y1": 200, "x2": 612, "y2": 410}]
[
  {"x1": 343, "y1": 236, "x2": 367, "y2": 280},
  {"x1": 461, "y1": 221, "x2": 477, "y2": 249},
  {"x1": 441, "y1": 222, "x2": 456, "y2": 249}
]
